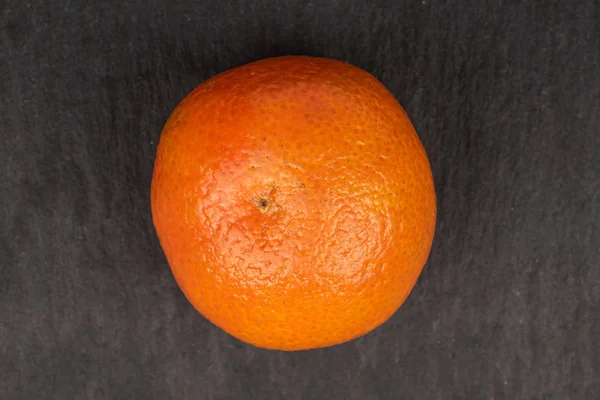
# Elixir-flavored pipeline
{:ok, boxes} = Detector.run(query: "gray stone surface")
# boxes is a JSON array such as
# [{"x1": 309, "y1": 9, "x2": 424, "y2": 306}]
[{"x1": 1, "y1": 1, "x2": 599, "y2": 398}]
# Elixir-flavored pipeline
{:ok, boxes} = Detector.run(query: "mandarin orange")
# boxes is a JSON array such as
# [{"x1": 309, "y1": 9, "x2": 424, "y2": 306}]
[{"x1": 151, "y1": 56, "x2": 436, "y2": 350}]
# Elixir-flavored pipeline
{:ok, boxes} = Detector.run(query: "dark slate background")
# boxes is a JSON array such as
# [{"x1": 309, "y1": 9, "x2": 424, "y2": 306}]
[{"x1": 2, "y1": 1, "x2": 599, "y2": 399}]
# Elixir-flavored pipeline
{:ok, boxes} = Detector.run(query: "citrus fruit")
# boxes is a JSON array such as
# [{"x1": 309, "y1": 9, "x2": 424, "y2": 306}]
[{"x1": 151, "y1": 56, "x2": 436, "y2": 351}]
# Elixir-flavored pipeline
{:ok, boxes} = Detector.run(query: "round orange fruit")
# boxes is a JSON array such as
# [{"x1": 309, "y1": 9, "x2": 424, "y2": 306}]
[{"x1": 151, "y1": 56, "x2": 436, "y2": 351}]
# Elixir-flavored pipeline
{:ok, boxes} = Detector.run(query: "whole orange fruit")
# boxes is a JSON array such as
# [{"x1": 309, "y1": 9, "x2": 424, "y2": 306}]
[{"x1": 151, "y1": 56, "x2": 436, "y2": 351}]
